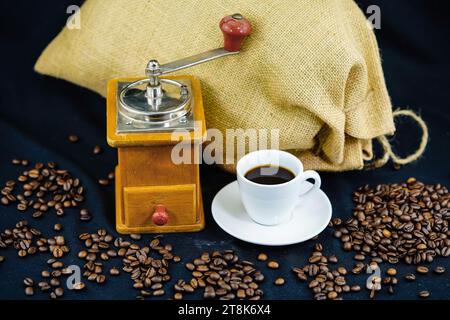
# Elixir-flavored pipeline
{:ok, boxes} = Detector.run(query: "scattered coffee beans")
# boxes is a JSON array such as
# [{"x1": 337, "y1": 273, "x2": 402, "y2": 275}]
[
  {"x1": 174, "y1": 250, "x2": 264, "y2": 300},
  {"x1": 1, "y1": 161, "x2": 86, "y2": 218},
  {"x1": 274, "y1": 277, "x2": 285, "y2": 286},
  {"x1": 292, "y1": 243, "x2": 357, "y2": 300},
  {"x1": 267, "y1": 260, "x2": 279, "y2": 269},
  {"x1": 0, "y1": 220, "x2": 48, "y2": 258},
  {"x1": 78, "y1": 229, "x2": 117, "y2": 285}
]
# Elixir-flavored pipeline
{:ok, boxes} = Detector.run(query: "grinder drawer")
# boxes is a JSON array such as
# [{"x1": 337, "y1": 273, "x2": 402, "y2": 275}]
[{"x1": 123, "y1": 184, "x2": 197, "y2": 227}]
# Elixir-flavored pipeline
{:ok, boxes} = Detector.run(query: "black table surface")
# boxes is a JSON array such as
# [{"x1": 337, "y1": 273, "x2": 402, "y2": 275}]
[{"x1": 0, "y1": 0, "x2": 449, "y2": 300}]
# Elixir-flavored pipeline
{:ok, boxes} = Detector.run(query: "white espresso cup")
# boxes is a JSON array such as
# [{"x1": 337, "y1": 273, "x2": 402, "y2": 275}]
[{"x1": 236, "y1": 149, "x2": 321, "y2": 226}]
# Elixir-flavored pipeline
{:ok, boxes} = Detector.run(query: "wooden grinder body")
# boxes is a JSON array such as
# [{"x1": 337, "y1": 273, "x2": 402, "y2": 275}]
[{"x1": 107, "y1": 76, "x2": 206, "y2": 234}]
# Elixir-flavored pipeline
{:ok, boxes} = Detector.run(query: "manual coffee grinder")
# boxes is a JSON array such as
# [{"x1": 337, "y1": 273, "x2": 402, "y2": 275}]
[{"x1": 107, "y1": 14, "x2": 252, "y2": 233}]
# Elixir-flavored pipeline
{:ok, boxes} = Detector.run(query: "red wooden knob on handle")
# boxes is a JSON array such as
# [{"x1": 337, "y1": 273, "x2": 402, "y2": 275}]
[
  {"x1": 152, "y1": 204, "x2": 169, "y2": 226},
  {"x1": 220, "y1": 13, "x2": 252, "y2": 52}
]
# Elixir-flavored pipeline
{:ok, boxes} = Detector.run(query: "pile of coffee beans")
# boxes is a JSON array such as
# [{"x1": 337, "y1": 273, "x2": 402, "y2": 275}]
[
  {"x1": 77, "y1": 230, "x2": 179, "y2": 299},
  {"x1": 292, "y1": 243, "x2": 360, "y2": 300},
  {"x1": 49, "y1": 235, "x2": 70, "y2": 258},
  {"x1": 173, "y1": 250, "x2": 265, "y2": 300},
  {"x1": 0, "y1": 220, "x2": 47, "y2": 257},
  {"x1": 333, "y1": 178, "x2": 450, "y2": 264},
  {"x1": 1, "y1": 161, "x2": 86, "y2": 218},
  {"x1": 78, "y1": 229, "x2": 118, "y2": 285},
  {"x1": 122, "y1": 236, "x2": 179, "y2": 299}
]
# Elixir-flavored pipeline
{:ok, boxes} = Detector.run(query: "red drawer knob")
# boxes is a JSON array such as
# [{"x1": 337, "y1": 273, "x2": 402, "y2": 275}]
[
  {"x1": 220, "y1": 13, "x2": 252, "y2": 52},
  {"x1": 152, "y1": 204, "x2": 169, "y2": 226}
]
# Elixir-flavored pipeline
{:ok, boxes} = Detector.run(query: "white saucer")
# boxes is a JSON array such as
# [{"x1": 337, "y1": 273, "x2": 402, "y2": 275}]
[{"x1": 211, "y1": 181, "x2": 332, "y2": 246}]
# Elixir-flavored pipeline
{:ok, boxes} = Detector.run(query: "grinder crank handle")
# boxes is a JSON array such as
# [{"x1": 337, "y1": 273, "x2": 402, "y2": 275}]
[{"x1": 153, "y1": 13, "x2": 252, "y2": 76}]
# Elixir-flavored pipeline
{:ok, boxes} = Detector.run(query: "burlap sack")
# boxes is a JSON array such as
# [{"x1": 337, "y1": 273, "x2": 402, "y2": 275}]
[{"x1": 35, "y1": 0, "x2": 419, "y2": 171}]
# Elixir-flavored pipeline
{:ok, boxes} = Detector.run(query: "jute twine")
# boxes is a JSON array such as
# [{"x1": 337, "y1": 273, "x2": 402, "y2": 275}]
[{"x1": 366, "y1": 109, "x2": 429, "y2": 169}]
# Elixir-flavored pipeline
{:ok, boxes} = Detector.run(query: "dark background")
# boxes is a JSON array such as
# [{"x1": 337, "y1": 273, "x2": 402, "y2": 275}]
[{"x1": 0, "y1": 0, "x2": 449, "y2": 300}]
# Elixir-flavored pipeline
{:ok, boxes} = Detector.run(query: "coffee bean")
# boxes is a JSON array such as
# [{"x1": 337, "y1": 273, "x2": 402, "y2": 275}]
[
  {"x1": 419, "y1": 290, "x2": 430, "y2": 299},
  {"x1": 434, "y1": 266, "x2": 445, "y2": 274},
  {"x1": 416, "y1": 266, "x2": 429, "y2": 274},
  {"x1": 274, "y1": 277, "x2": 285, "y2": 286},
  {"x1": 41, "y1": 270, "x2": 50, "y2": 278},
  {"x1": 353, "y1": 254, "x2": 365, "y2": 261},
  {"x1": 52, "y1": 270, "x2": 62, "y2": 278},
  {"x1": 236, "y1": 289, "x2": 246, "y2": 298},
  {"x1": 204, "y1": 286, "x2": 216, "y2": 299},
  {"x1": 332, "y1": 218, "x2": 342, "y2": 226},
  {"x1": 54, "y1": 287, "x2": 64, "y2": 297},
  {"x1": 337, "y1": 267, "x2": 347, "y2": 275},
  {"x1": 23, "y1": 277, "x2": 34, "y2": 286},
  {"x1": 25, "y1": 287, "x2": 34, "y2": 296},
  {"x1": 1, "y1": 197, "x2": 9, "y2": 205},
  {"x1": 386, "y1": 268, "x2": 397, "y2": 276},
  {"x1": 98, "y1": 179, "x2": 109, "y2": 186},
  {"x1": 328, "y1": 291, "x2": 338, "y2": 300},
  {"x1": 78, "y1": 250, "x2": 88, "y2": 259},
  {"x1": 73, "y1": 282, "x2": 85, "y2": 291},
  {"x1": 68, "y1": 134, "x2": 79, "y2": 143},
  {"x1": 174, "y1": 292, "x2": 183, "y2": 300},
  {"x1": 130, "y1": 234, "x2": 141, "y2": 240},
  {"x1": 96, "y1": 274, "x2": 106, "y2": 284},
  {"x1": 87, "y1": 253, "x2": 97, "y2": 262},
  {"x1": 185, "y1": 263, "x2": 195, "y2": 271},
  {"x1": 386, "y1": 285, "x2": 395, "y2": 294},
  {"x1": 38, "y1": 282, "x2": 51, "y2": 291},
  {"x1": 350, "y1": 285, "x2": 361, "y2": 292},
  {"x1": 328, "y1": 255, "x2": 338, "y2": 264},
  {"x1": 257, "y1": 253, "x2": 268, "y2": 261},
  {"x1": 79, "y1": 208, "x2": 92, "y2": 221},
  {"x1": 110, "y1": 267, "x2": 120, "y2": 276},
  {"x1": 267, "y1": 261, "x2": 279, "y2": 269},
  {"x1": 93, "y1": 145, "x2": 102, "y2": 155},
  {"x1": 50, "y1": 278, "x2": 60, "y2": 287},
  {"x1": 404, "y1": 273, "x2": 416, "y2": 281},
  {"x1": 53, "y1": 224, "x2": 62, "y2": 231},
  {"x1": 153, "y1": 289, "x2": 165, "y2": 296}
]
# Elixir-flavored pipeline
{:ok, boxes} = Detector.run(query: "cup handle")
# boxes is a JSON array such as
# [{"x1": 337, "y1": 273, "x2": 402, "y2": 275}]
[{"x1": 298, "y1": 170, "x2": 321, "y2": 198}]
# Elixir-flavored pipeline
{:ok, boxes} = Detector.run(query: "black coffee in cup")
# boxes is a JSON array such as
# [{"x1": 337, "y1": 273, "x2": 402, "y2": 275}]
[{"x1": 244, "y1": 165, "x2": 295, "y2": 185}]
